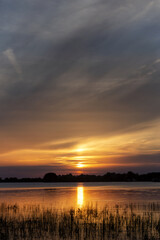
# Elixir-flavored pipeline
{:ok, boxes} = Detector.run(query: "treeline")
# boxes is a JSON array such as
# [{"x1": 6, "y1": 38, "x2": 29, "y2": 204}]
[{"x1": 1, "y1": 171, "x2": 160, "y2": 182}]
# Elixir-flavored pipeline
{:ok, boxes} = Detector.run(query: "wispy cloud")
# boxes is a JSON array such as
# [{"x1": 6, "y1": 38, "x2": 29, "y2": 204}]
[
  {"x1": 3, "y1": 48, "x2": 22, "y2": 76},
  {"x1": 0, "y1": 0, "x2": 160, "y2": 175}
]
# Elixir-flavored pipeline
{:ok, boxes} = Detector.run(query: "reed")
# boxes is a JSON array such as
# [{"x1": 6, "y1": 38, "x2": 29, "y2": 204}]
[{"x1": 0, "y1": 202, "x2": 160, "y2": 240}]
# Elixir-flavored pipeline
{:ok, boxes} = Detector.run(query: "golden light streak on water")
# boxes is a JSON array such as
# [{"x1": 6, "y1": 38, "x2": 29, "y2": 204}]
[{"x1": 77, "y1": 186, "x2": 84, "y2": 207}]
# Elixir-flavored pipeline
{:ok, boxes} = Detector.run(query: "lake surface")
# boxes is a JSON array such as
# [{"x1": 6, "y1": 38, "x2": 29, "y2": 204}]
[
  {"x1": 1, "y1": 182, "x2": 160, "y2": 209},
  {"x1": 1, "y1": 182, "x2": 160, "y2": 239}
]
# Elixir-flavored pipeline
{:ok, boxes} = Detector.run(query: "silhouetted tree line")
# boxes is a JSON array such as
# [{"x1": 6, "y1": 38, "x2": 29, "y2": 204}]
[{"x1": 1, "y1": 171, "x2": 160, "y2": 182}]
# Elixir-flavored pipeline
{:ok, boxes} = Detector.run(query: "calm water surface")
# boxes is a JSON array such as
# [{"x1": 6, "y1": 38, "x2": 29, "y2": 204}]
[
  {"x1": 0, "y1": 182, "x2": 160, "y2": 209},
  {"x1": 1, "y1": 182, "x2": 160, "y2": 239}
]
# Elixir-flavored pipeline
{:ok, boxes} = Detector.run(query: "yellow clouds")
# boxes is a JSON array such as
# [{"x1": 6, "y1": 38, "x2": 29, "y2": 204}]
[{"x1": 0, "y1": 119, "x2": 160, "y2": 171}]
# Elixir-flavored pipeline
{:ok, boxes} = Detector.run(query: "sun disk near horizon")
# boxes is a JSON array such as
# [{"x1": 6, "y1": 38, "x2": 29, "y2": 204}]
[{"x1": 77, "y1": 162, "x2": 84, "y2": 168}]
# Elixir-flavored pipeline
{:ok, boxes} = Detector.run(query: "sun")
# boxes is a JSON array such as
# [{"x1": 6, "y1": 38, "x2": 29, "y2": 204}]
[{"x1": 77, "y1": 162, "x2": 84, "y2": 168}]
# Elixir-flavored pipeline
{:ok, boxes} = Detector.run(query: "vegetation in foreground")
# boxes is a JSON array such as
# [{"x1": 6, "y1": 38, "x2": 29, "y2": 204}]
[{"x1": 0, "y1": 202, "x2": 160, "y2": 240}]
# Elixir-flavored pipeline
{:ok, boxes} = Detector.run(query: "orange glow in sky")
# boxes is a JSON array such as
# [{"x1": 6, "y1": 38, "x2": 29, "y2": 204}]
[
  {"x1": 76, "y1": 163, "x2": 84, "y2": 168},
  {"x1": 76, "y1": 148, "x2": 84, "y2": 153},
  {"x1": 0, "y1": 0, "x2": 160, "y2": 179},
  {"x1": 0, "y1": 121, "x2": 160, "y2": 176}
]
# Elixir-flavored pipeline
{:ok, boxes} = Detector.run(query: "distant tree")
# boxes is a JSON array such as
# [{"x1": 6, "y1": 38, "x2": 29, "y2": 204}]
[
  {"x1": 43, "y1": 172, "x2": 57, "y2": 182},
  {"x1": 4, "y1": 177, "x2": 18, "y2": 182}
]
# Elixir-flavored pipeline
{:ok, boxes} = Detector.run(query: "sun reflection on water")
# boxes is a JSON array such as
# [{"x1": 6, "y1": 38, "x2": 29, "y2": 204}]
[{"x1": 77, "y1": 186, "x2": 84, "y2": 207}]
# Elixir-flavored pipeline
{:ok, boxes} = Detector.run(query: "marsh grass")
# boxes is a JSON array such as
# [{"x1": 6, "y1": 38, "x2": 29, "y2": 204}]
[{"x1": 0, "y1": 202, "x2": 160, "y2": 240}]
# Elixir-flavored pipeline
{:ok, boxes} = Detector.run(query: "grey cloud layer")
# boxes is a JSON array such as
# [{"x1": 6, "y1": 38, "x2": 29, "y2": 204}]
[{"x1": 0, "y1": 0, "x2": 160, "y2": 154}]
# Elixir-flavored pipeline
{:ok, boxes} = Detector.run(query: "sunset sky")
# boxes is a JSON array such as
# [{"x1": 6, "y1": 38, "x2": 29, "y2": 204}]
[{"x1": 0, "y1": 0, "x2": 160, "y2": 177}]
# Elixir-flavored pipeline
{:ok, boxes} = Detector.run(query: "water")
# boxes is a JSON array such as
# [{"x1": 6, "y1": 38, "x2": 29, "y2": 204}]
[
  {"x1": 1, "y1": 182, "x2": 160, "y2": 239},
  {"x1": 1, "y1": 182, "x2": 160, "y2": 208}
]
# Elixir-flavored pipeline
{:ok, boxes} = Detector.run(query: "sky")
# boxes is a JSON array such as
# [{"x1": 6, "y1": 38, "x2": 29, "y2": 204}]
[{"x1": 0, "y1": 0, "x2": 160, "y2": 177}]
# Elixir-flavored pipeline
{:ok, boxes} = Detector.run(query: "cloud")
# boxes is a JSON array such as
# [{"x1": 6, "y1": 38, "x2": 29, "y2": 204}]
[
  {"x1": 3, "y1": 48, "x2": 22, "y2": 76},
  {"x1": 0, "y1": 165, "x2": 67, "y2": 178},
  {"x1": 154, "y1": 59, "x2": 160, "y2": 64},
  {"x1": 0, "y1": 0, "x2": 160, "y2": 174}
]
